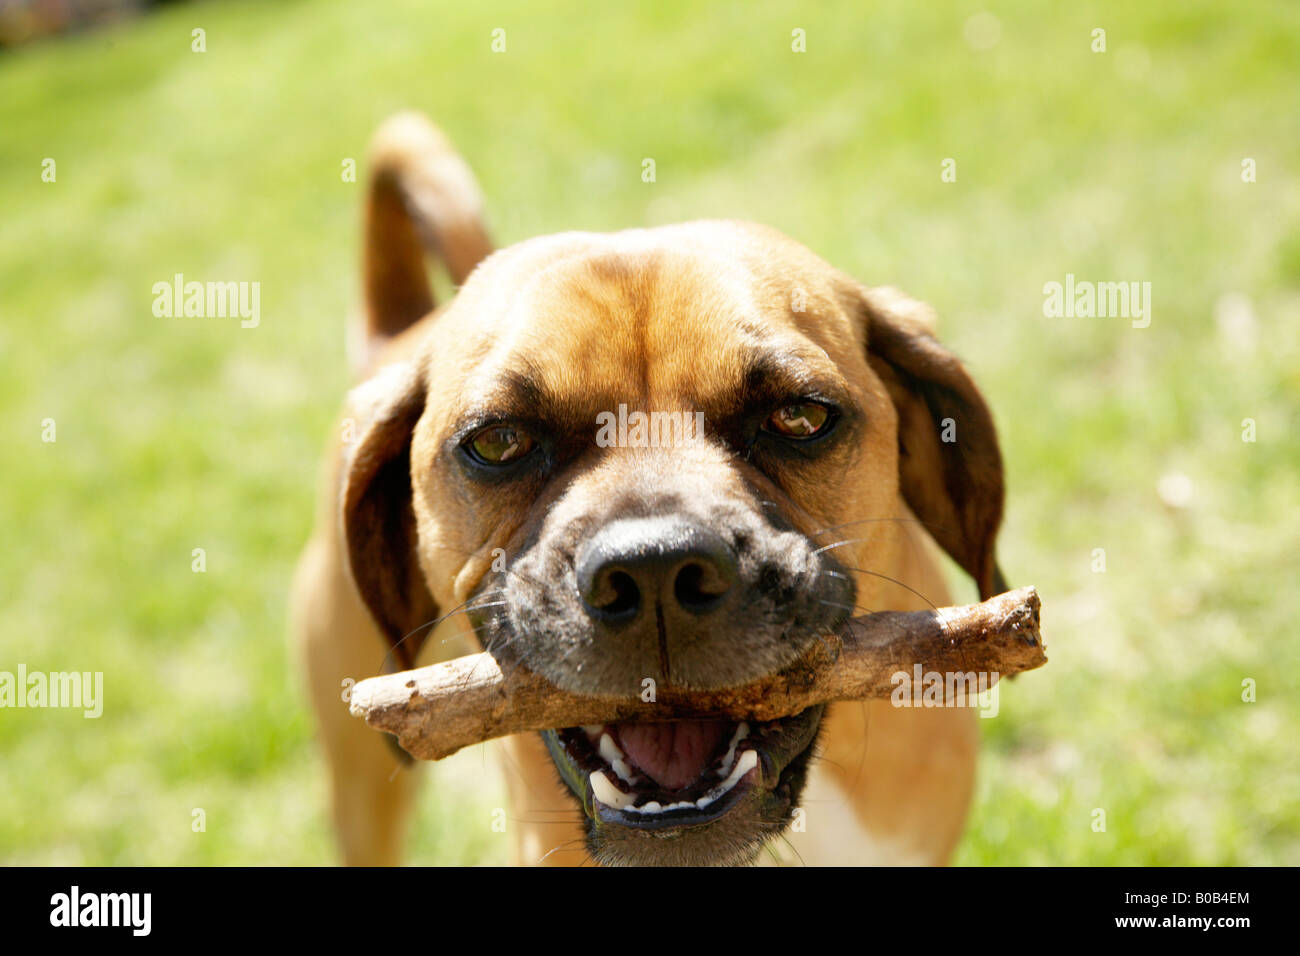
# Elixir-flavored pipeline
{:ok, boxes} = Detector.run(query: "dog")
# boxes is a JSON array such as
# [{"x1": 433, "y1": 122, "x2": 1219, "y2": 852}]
[{"x1": 291, "y1": 112, "x2": 1006, "y2": 867}]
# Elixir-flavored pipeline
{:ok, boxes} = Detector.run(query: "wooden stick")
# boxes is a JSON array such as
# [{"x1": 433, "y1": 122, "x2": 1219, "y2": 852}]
[{"x1": 349, "y1": 586, "x2": 1045, "y2": 761}]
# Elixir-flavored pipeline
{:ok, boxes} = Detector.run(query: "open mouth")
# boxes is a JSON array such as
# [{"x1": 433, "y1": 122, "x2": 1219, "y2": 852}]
[{"x1": 543, "y1": 707, "x2": 824, "y2": 833}]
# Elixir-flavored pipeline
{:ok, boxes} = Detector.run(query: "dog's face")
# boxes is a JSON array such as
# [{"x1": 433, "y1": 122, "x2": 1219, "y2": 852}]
[{"x1": 342, "y1": 221, "x2": 1003, "y2": 866}]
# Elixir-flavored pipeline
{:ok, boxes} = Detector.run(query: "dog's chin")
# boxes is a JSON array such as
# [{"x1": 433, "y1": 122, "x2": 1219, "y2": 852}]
[{"x1": 542, "y1": 705, "x2": 824, "y2": 866}]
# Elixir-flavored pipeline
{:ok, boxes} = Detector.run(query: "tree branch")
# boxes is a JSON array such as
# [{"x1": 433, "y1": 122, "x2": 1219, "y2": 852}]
[{"x1": 349, "y1": 586, "x2": 1046, "y2": 761}]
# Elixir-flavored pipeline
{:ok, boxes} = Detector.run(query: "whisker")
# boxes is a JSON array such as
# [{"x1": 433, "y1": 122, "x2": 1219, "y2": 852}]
[
  {"x1": 378, "y1": 594, "x2": 488, "y2": 673},
  {"x1": 439, "y1": 618, "x2": 502, "y2": 648},
  {"x1": 425, "y1": 542, "x2": 565, "y2": 595},
  {"x1": 390, "y1": 595, "x2": 506, "y2": 667},
  {"x1": 849, "y1": 700, "x2": 872, "y2": 803},
  {"x1": 761, "y1": 840, "x2": 783, "y2": 866},
  {"x1": 465, "y1": 600, "x2": 509, "y2": 611},
  {"x1": 777, "y1": 832, "x2": 807, "y2": 867},
  {"x1": 822, "y1": 565, "x2": 944, "y2": 618},
  {"x1": 805, "y1": 515, "x2": 959, "y2": 541},
  {"x1": 818, "y1": 600, "x2": 858, "y2": 613},
  {"x1": 809, "y1": 752, "x2": 850, "y2": 775},
  {"x1": 537, "y1": 838, "x2": 589, "y2": 865},
  {"x1": 811, "y1": 536, "x2": 873, "y2": 557}
]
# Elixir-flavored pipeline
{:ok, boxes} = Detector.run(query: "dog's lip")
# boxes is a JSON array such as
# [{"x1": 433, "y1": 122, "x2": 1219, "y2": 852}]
[{"x1": 542, "y1": 708, "x2": 823, "y2": 832}]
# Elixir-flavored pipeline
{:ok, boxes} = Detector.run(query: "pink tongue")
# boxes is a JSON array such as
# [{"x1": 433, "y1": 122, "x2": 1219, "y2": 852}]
[{"x1": 615, "y1": 720, "x2": 730, "y2": 791}]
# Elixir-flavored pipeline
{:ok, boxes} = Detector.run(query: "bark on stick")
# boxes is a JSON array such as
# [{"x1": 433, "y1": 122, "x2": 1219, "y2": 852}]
[{"x1": 349, "y1": 586, "x2": 1046, "y2": 761}]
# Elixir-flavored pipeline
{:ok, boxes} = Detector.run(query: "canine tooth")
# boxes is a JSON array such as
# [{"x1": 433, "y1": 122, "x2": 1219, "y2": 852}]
[
  {"x1": 590, "y1": 771, "x2": 637, "y2": 810},
  {"x1": 697, "y1": 749, "x2": 759, "y2": 809},
  {"x1": 717, "y1": 721, "x2": 750, "y2": 777},
  {"x1": 724, "y1": 748, "x2": 759, "y2": 789},
  {"x1": 598, "y1": 733, "x2": 638, "y2": 785},
  {"x1": 597, "y1": 732, "x2": 622, "y2": 760}
]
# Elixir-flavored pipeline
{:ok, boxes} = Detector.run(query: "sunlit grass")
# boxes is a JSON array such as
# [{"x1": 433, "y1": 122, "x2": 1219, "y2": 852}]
[{"x1": 1, "y1": 0, "x2": 1297, "y2": 864}]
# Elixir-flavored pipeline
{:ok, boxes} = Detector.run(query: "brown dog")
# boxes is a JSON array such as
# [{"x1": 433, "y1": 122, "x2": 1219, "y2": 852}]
[{"x1": 291, "y1": 112, "x2": 1006, "y2": 866}]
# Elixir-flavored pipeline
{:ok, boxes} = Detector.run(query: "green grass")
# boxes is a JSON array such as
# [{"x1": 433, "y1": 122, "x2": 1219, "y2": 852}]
[{"x1": 1, "y1": 0, "x2": 1297, "y2": 865}]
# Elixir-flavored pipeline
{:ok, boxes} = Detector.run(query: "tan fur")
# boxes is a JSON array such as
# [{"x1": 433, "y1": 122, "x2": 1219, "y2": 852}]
[{"x1": 292, "y1": 114, "x2": 1001, "y2": 866}]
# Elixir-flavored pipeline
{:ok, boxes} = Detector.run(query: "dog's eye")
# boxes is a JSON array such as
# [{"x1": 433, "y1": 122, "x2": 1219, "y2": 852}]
[
  {"x1": 764, "y1": 402, "x2": 832, "y2": 439},
  {"x1": 466, "y1": 424, "x2": 535, "y2": 464}
]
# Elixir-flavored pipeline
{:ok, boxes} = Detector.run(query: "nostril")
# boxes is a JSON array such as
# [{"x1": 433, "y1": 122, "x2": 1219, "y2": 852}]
[
  {"x1": 586, "y1": 569, "x2": 641, "y2": 621},
  {"x1": 673, "y1": 560, "x2": 730, "y2": 614},
  {"x1": 604, "y1": 571, "x2": 640, "y2": 617}
]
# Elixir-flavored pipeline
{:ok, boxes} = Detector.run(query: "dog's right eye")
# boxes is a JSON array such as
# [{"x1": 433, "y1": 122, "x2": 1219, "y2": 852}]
[
  {"x1": 465, "y1": 424, "x2": 535, "y2": 465},
  {"x1": 763, "y1": 401, "x2": 833, "y2": 439}
]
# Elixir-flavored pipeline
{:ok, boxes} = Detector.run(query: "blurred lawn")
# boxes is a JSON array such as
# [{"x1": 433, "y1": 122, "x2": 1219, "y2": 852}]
[{"x1": 1, "y1": 0, "x2": 1298, "y2": 865}]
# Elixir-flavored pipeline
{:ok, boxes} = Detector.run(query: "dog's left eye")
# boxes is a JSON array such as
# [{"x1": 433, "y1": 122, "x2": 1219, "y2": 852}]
[
  {"x1": 764, "y1": 402, "x2": 832, "y2": 439},
  {"x1": 465, "y1": 424, "x2": 536, "y2": 464}
]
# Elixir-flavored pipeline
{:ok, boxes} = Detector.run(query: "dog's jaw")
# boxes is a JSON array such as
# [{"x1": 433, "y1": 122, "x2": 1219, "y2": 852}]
[{"x1": 542, "y1": 708, "x2": 825, "y2": 866}]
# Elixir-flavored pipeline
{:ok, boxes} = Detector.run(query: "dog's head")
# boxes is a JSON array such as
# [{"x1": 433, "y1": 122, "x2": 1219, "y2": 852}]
[{"x1": 341, "y1": 221, "x2": 1003, "y2": 865}]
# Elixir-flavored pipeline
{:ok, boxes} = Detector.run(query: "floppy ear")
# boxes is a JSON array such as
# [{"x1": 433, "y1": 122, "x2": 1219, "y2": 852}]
[
  {"x1": 340, "y1": 360, "x2": 438, "y2": 668},
  {"x1": 857, "y1": 286, "x2": 1007, "y2": 599}
]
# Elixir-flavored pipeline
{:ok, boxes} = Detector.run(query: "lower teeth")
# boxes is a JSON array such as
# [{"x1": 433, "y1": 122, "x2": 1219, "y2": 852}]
[{"x1": 589, "y1": 748, "x2": 760, "y2": 815}]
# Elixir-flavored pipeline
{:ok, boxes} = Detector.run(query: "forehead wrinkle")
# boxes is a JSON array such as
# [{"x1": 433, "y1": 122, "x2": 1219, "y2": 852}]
[
  {"x1": 450, "y1": 239, "x2": 852, "y2": 426},
  {"x1": 517, "y1": 250, "x2": 670, "y2": 405},
  {"x1": 637, "y1": 260, "x2": 767, "y2": 410},
  {"x1": 454, "y1": 255, "x2": 668, "y2": 428},
  {"x1": 454, "y1": 359, "x2": 606, "y2": 435},
  {"x1": 642, "y1": 297, "x2": 846, "y2": 416}
]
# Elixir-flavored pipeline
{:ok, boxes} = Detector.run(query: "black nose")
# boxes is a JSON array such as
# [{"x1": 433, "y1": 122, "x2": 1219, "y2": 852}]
[{"x1": 576, "y1": 518, "x2": 737, "y2": 623}]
